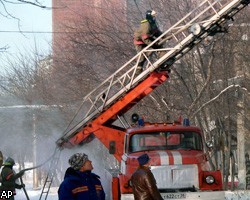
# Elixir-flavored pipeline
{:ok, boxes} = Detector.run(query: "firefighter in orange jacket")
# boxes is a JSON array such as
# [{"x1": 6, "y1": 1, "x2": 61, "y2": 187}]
[{"x1": 134, "y1": 10, "x2": 163, "y2": 74}]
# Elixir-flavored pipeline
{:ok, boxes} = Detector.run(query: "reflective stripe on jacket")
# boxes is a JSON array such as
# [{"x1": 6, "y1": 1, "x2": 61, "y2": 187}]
[{"x1": 0, "y1": 166, "x2": 23, "y2": 194}]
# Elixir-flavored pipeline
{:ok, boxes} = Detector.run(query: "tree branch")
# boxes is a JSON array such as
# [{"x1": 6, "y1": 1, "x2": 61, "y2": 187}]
[
  {"x1": 187, "y1": 53, "x2": 213, "y2": 116},
  {"x1": 191, "y1": 84, "x2": 249, "y2": 119}
]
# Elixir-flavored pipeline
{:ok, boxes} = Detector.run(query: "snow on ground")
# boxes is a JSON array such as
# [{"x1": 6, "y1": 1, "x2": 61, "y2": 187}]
[
  {"x1": 15, "y1": 187, "x2": 58, "y2": 200},
  {"x1": 13, "y1": 163, "x2": 59, "y2": 200}
]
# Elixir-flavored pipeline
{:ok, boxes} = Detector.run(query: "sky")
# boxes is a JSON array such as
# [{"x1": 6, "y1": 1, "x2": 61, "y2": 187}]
[{"x1": 0, "y1": 0, "x2": 52, "y2": 69}]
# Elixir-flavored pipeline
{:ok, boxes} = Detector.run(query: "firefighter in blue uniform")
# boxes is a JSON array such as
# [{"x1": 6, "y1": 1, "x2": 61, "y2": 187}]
[{"x1": 58, "y1": 153, "x2": 105, "y2": 200}]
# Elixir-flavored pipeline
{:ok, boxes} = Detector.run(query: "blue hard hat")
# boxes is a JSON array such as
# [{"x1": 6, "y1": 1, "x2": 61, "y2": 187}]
[{"x1": 137, "y1": 153, "x2": 150, "y2": 165}]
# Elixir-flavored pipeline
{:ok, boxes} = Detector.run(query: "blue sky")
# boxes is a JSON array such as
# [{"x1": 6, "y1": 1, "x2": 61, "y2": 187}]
[{"x1": 0, "y1": 0, "x2": 52, "y2": 68}]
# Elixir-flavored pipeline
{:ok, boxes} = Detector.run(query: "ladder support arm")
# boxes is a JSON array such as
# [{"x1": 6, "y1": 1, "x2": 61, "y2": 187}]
[{"x1": 58, "y1": 71, "x2": 169, "y2": 151}]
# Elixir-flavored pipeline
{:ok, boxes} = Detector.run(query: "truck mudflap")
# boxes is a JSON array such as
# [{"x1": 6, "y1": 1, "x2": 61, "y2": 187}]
[{"x1": 121, "y1": 191, "x2": 224, "y2": 200}]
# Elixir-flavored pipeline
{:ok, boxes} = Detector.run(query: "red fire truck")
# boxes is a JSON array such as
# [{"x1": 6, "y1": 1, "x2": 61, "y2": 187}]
[{"x1": 116, "y1": 117, "x2": 223, "y2": 200}]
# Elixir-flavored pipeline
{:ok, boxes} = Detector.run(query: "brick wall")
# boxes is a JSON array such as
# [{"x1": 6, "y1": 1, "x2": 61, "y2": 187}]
[{"x1": 52, "y1": 0, "x2": 126, "y2": 56}]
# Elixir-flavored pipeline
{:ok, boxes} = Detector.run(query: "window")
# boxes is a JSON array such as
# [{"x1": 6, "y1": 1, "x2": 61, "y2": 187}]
[{"x1": 129, "y1": 131, "x2": 202, "y2": 153}]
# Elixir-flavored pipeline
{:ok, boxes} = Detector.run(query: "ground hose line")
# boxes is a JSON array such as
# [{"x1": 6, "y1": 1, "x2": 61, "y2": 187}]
[
  {"x1": 20, "y1": 176, "x2": 30, "y2": 200},
  {"x1": 18, "y1": 147, "x2": 60, "y2": 199}
]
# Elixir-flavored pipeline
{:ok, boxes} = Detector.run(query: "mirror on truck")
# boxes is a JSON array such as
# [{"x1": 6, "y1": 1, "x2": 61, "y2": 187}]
[{"x1": 109, "y1": 141, "x2": 116, "y2": 154}]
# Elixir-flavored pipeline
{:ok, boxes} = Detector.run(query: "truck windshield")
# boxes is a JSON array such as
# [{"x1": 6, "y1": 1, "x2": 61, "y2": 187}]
[{"x1": 129, "y1": 131, "x2": 202, "y2": 153}]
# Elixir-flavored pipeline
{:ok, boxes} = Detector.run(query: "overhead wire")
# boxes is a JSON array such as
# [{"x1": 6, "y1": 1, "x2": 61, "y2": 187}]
[
  {"x1": 0, "y1": 30, "x2": 52, "y2": 33},
  {"x1": 0, "y1": 30, "x2": 76, "y2": 34}
]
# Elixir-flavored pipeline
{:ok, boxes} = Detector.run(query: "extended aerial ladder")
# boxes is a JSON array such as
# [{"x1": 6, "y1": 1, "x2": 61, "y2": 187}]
[{"x1": 56, "y1": 0, "x2": 249, "y2": 162}]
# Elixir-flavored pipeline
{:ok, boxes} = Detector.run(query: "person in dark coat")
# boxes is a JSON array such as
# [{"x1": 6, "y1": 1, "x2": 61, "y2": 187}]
[
  {"x1": 0, "y1": 157, "x2": 25, "y2": 200},
  {"x1": 58, "y1": 153, "x2": 105, "y2": 200},
  {"x1": 134, "y1": 10, "x2": 164, "y2": 74},
  {"x1": 131, "y1": 153, "x2": 163, "y2": 200}
]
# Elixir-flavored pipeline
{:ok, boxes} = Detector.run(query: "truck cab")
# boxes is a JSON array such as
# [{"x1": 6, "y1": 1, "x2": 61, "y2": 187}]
[{"x1": 118, "y1": 119, "x2": 223, "y2": 200}]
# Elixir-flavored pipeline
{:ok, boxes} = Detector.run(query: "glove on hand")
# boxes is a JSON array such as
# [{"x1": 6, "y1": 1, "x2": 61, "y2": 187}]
[
  {"x1": 18, "y1": 170, "x2": 25, "y2": 176},
  {"x1": 16, "y1": 184, "x2": 25, "y2": 189}
]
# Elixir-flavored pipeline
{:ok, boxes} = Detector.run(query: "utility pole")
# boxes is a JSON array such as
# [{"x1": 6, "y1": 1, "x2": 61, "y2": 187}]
[
  {"x1": 237, "y1": 97, "x2": 245, "y2": 189},
  {"x1": 33, "y1": 113, "x2": 39, "y2": 189}
]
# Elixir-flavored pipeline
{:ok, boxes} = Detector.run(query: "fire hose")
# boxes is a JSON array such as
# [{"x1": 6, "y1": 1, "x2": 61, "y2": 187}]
[{"x1": 18, "y1": 147, "x2": 60, "y2": 200}]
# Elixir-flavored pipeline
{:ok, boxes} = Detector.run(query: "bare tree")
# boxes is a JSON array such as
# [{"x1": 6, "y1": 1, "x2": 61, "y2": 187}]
[{"x1": 0, "y1": 0, "x2": 50, "y2": 51}]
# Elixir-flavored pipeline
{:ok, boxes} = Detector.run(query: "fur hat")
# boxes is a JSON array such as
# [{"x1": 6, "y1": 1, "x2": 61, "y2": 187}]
[
  {"x1": 137, "y1": 153, "x2": 150, "y2": 166},
  {"x1": 68, "y1": 153, "x2": 88, "y2": 170}
]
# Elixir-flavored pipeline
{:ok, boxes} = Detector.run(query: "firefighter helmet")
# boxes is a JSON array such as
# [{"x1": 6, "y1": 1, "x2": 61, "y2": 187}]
[
  {"x1": 146, "y1": 10, "x2": 157, "y2": 21},
  {"x1": 3, "y1": 157, "x2": 15, "y2": 166}
]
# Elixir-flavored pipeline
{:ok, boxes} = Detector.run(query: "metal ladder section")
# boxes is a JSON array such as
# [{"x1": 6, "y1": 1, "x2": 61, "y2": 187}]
[
  {"x1": 39, "y1": 149, "x2": 61, "y2": 200},
  {"x1": 56, "y1": 0, "x2": 249, "y2": 146}
]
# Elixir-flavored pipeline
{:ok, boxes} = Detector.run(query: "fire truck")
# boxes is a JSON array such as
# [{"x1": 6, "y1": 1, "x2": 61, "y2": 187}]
[
  {"x1": 118, "y1": 118, "x2": 223, "y2": 200},
  {"x1": 55, "y1": 0, "x2": 249, "y2": 199}
]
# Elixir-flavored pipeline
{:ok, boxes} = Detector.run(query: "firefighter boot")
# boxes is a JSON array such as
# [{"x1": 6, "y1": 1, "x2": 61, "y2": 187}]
[{"x1": 135, "y1": 66, "x2": 143, "y2": 76}]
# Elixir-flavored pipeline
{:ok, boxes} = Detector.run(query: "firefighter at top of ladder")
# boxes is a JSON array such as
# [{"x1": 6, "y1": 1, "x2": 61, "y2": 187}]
[{"x1": 133, "y1": 10, "x2": 165, "y2": 75}]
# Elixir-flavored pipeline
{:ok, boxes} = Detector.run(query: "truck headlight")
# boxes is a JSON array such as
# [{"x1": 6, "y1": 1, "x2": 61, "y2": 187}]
[{"x1": 205, "y1": 175, "x2": 215, "y2": 184}]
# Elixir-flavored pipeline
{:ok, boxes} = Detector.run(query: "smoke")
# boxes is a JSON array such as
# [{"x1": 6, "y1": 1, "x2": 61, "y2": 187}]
[
  {"x1": 0, "y1": 98, "x2": 64, "y2": 175},
  {"x1": 0, "y1": 96, "x2": 118, "y2": 199}
]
